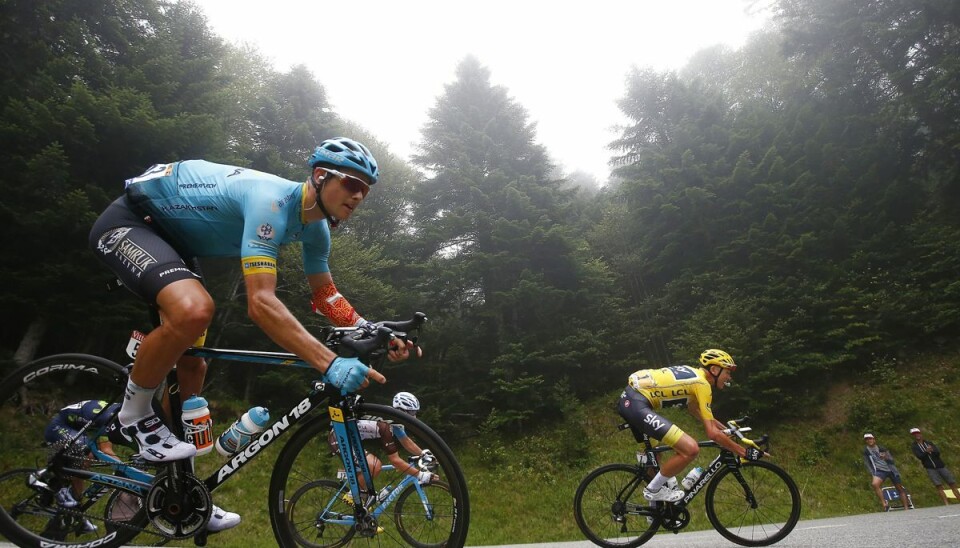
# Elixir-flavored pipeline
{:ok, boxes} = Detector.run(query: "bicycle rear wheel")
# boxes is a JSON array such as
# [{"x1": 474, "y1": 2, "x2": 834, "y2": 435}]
[
  {"x1": 0, "y1": 354, "x2": 157, "y2": 547},
  {"x1": 269, "y1": 403, "x2": 469, "y2": 547},
  {"x1": 704, "y1": 460, "x2": 801, "y2": 546},
  {"x1": 573, "y1": 463, "x2": 659, "y2": 547}
]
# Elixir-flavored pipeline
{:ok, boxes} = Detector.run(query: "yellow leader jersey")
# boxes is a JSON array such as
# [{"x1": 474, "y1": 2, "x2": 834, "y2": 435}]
[{"x1": 627, "y1": 365, "x2": 715, "y2": 421}]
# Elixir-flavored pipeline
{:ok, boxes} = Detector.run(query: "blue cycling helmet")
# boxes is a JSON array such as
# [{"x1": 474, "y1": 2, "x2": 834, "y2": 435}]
[{"x1": 307, "y1": 137, "x2": 379, "y2": 184}]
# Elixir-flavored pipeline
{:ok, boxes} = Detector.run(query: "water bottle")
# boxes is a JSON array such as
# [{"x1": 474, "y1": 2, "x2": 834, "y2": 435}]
[
  {"x1": 681, "y1": 466, "x2": 704, "y2": 490},
  {"x1": 377, "y1": 485, "x2": 392, "y2": 503},
  {"x1": 181, "y1": 395, "x2": 213, "y2": 456},
  {"x1": 636, "y1": 451, "x2": 648, "y2": 465},
  {"x1": 215, "y1": 406, "x2": 270, "y2": 457}
]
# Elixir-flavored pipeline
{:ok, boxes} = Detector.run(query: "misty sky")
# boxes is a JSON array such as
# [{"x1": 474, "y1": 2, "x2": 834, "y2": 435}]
[{"x1": 197, "y1": 0, "x2": 772, "y2": 181}]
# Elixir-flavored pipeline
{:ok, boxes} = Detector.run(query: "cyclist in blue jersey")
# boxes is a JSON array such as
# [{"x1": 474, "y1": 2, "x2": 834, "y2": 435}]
[{"x1": 88, "y1": 138, "x2": 412, "y2": 474}]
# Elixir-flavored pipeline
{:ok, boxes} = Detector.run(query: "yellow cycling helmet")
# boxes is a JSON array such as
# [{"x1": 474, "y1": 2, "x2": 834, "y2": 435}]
[{"x1": 699, "y1": 349, "x2": 737, "y2": 371}]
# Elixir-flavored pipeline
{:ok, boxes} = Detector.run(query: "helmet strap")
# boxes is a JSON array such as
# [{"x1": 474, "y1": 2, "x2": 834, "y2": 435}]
[
  {"x1": 311, "y1": 170, "x2": 340, "y2": 229},
  {"x1": 707, "y1": 366, "x2": 722, "y2": 385}
]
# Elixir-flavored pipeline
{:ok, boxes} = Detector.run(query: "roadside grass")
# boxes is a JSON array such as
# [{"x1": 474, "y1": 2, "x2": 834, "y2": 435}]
[{"x1": 3, "y1": 351, "x2": 957, "y2": 546}]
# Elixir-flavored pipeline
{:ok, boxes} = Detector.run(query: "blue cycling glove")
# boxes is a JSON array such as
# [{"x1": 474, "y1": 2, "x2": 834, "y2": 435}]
[{"x1": 324, "y1": 357, "x2": 370, "y2": 394}]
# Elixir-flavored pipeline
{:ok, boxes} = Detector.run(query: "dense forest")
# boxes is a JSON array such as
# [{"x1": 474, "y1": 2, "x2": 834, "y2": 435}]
[{"x1": 1, "y1": 0, "x2": 957, "y2": 439}]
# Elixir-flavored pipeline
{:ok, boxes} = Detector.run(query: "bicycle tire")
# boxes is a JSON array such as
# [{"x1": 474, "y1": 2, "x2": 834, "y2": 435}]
[
  {"x1": 0, "y1": 353, "x2": 153, "y2": 548},
  {"x1": 268, "y1": 403, "x2": 469, "y2": 547},
  {"x1": 393, "y1": 480, "x2": 453, "y2": 548},
  {"x1": 573, "y1": 463, "x2": 659, "y2": 548},
  {"x1": 704, "y1": 460, "x2": 801, "y2": 546}
]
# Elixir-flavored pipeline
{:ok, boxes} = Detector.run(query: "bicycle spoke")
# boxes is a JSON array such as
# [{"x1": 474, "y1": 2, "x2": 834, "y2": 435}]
[
  {"x1": 0, "y1": 354, "x2": 154, "y2": 547},
  {"x1": 269, "y1": 404, "x2": 469, "y2": 547},
  {"x1": 705, "y1": 461, "x2": 801, "y2": 547},
  {"x1": 573, "y1": 464, "x2": 658, "y2": 547}
]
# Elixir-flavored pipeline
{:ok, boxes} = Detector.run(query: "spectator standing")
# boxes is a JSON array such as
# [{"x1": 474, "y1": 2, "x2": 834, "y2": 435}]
[
  {"x1": 909, "y1": 427, "x2": 960, "y2": 505},
  {"x1": 862, "y1": 433, "x2": 911, "y2": 511}
]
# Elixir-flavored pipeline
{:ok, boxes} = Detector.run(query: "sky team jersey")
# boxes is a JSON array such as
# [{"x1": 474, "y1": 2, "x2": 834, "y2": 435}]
[
  {"x1": 124, "y1": 160, "x2": 331, "y2": 275},
  {"x1": 627, "y1": 365, "x2": 715, "y2": 421}
]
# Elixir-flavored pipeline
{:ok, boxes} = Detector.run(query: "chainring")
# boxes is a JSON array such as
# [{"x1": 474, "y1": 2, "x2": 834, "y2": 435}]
[{"x1": 145, "y1": 470, "x2": 212, "y2": 539}]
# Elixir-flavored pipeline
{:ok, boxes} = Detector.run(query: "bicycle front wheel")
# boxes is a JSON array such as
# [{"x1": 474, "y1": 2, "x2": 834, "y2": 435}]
[
  {"x1": 284, "y1": 479, "x2": 354, "y2": 548},
  {"x1": 704, "y1": 460, "x2": 801, "y2": 546},
  {"x1": 268, "y1": 403, "x2": 469, "y2": 547},
  {"x1": 394, "y1": 480, "x2": 453, "y2": 548},
  {"x1": 573, "y1": 463, "x2": 659, "y2": 548}
]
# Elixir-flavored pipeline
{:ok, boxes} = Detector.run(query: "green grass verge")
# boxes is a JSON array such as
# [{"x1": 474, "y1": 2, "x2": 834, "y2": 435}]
[{"x1": 3, "y1": 352, "x2": 958, "y2": 546}]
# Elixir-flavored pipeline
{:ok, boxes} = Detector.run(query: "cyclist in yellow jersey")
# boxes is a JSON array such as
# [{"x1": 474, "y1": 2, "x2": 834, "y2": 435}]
[{"x1": 617, "y1": 349, "x2": 766, "y2": 502}]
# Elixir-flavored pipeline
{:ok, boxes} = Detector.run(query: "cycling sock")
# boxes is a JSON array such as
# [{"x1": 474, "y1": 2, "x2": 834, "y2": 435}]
[
  {"x1": 119, "y1": 379, "x2": 157, "y2": 426},
  {"x1": 647, "y1": 472, "x2": 669, "y2": 491}
]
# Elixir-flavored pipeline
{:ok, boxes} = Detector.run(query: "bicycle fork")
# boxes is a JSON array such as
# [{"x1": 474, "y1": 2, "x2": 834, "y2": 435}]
[{"x1": 329, "y1": 397, "x2": 382, "y2": 537}]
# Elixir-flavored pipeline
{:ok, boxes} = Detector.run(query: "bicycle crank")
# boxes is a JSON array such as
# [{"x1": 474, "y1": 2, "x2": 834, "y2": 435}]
[
  {"x1": 145, "y1": 469, "x2": 212, "y2": 539},
  {"x1": 658, "y1": 505, "x2": 690, "y2": 532}
]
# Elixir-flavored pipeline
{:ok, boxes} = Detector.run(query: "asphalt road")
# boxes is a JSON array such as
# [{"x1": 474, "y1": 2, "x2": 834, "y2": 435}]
[
  {"x1": 2, "y1": 506, "x2": 957, "y2": 546},
  {"x1": 481, "y1": 505, "x2": 960, "y2": 547}
]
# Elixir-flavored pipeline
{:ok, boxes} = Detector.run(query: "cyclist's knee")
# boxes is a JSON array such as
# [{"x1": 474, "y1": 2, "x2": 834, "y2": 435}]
[
  {"x1": 158, "y1": 283, "x2": 215, "y2": 336},
  {"x1": 673, "y1": 434, "x2": 700, "y2": 459}
]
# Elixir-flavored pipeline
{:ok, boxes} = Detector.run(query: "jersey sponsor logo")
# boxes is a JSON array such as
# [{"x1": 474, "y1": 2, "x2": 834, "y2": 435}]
[
  {"x1": 227, "y1": 168, "x2": 243, "y2": 177},
  {"x1": 257, "y1": 223, "x2": 274, "y2": 240},
  {"x1": 241, "y1": 256, "x2": 277, "y2": 275},
  {"x1": 643, "y1": 413, "x2": 664, "y2": 430},
  {"x1": 277, "y1": 191, "x2": 297, "y2": 209},
  {"x1": 158, "y1": 266, "x2": 195, "y2": 278},
  {"x1": 97, "y1": 227, "x2": 132, "y2": 255},
  {"x1": 117, "y1": 239, "x2": 157, "y2": 275},
  {"x1": 662, "y1": 397, "x2": 688, "y2": 409},
  {"x1": 647, "y1": 389, "x2": 688, "y2": 399},
  {"x1": 159, "y1": 203, "x2": 218, "y2": 212},
  {"x1": 177, "y1": 182, "x2": 218, "y2": 189}
]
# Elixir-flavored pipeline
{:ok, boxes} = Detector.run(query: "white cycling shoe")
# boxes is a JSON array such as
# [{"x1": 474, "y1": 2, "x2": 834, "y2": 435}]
[
  {"x1": 207, "y1": 504, "x2": 241, "y2": 532},
  {"x1": 643, "y1": 485, "x2": 685, "y2": 503},
  {"x1": 121, "y1": 414, "x2": 197, "y2": 462}
]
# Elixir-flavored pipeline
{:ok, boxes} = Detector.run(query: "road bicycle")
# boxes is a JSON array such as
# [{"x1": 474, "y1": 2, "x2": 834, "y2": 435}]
[
  {"x1": 0, "y1": 313, "x2": 470, "y2": 547},
  {"x1": 573, "y1": 418, "x2": 800, "y2": 547}
]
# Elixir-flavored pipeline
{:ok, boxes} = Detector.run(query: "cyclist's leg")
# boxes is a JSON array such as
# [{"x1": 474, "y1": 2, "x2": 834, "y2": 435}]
[
  {"x1": 618, "y1": 388, "x2": 698, "y2": 496},
  {"x1": 43, "y1": 423, "x2": 86, "y2": 507},
  {"x1": 89, "y1": 198, "x2": 211, "y2": 461}
]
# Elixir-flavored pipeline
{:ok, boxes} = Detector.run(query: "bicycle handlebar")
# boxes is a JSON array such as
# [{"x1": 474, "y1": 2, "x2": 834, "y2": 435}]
[{"x1": 321, "y1": 312, "x2": 428, "y2": 364}]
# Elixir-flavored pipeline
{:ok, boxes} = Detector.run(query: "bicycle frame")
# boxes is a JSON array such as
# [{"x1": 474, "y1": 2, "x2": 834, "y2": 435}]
[
  {"x1": 632, "y1": 431, "x2": 747, "y2": 512},
  {"x1": 48, "y1": 344, "x2": 372, "y2": 507},
  {"x1": 324, "y1": 465, "x2": 433, "y2": 529}
]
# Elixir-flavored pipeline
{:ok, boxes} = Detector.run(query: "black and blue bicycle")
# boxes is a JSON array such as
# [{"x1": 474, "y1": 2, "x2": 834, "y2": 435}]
[{"x1": 0, "y1": 313, "x2": 469, "y2": 547}]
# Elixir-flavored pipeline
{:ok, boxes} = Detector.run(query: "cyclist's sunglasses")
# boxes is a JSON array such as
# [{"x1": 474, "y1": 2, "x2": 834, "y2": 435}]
[{"x1": 322, "y1": 168, "x2": 370, "y2": 198}]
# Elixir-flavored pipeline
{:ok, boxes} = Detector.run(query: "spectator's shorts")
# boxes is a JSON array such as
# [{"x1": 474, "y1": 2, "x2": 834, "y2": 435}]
[
  {"x1": 873, "y1": 469, "x2": 903, "y2": 484},
  {"x1": 926, "y1": 467, "x2": 956, "y2": 486}
]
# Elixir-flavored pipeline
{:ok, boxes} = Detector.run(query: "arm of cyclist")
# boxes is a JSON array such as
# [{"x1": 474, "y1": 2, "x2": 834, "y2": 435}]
[
  {"x1": 245, "y1": 271, "x2": 386, "y2": 388},
  {"x1": 308, "y1": 272, "x2": 419, "y2": 363},
  {"x1": 703, "y1": 417, "x2": 767, "y2": 460},
  {"x1": 389, "y1": 426, "x2": 436, "y2": 483}
]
